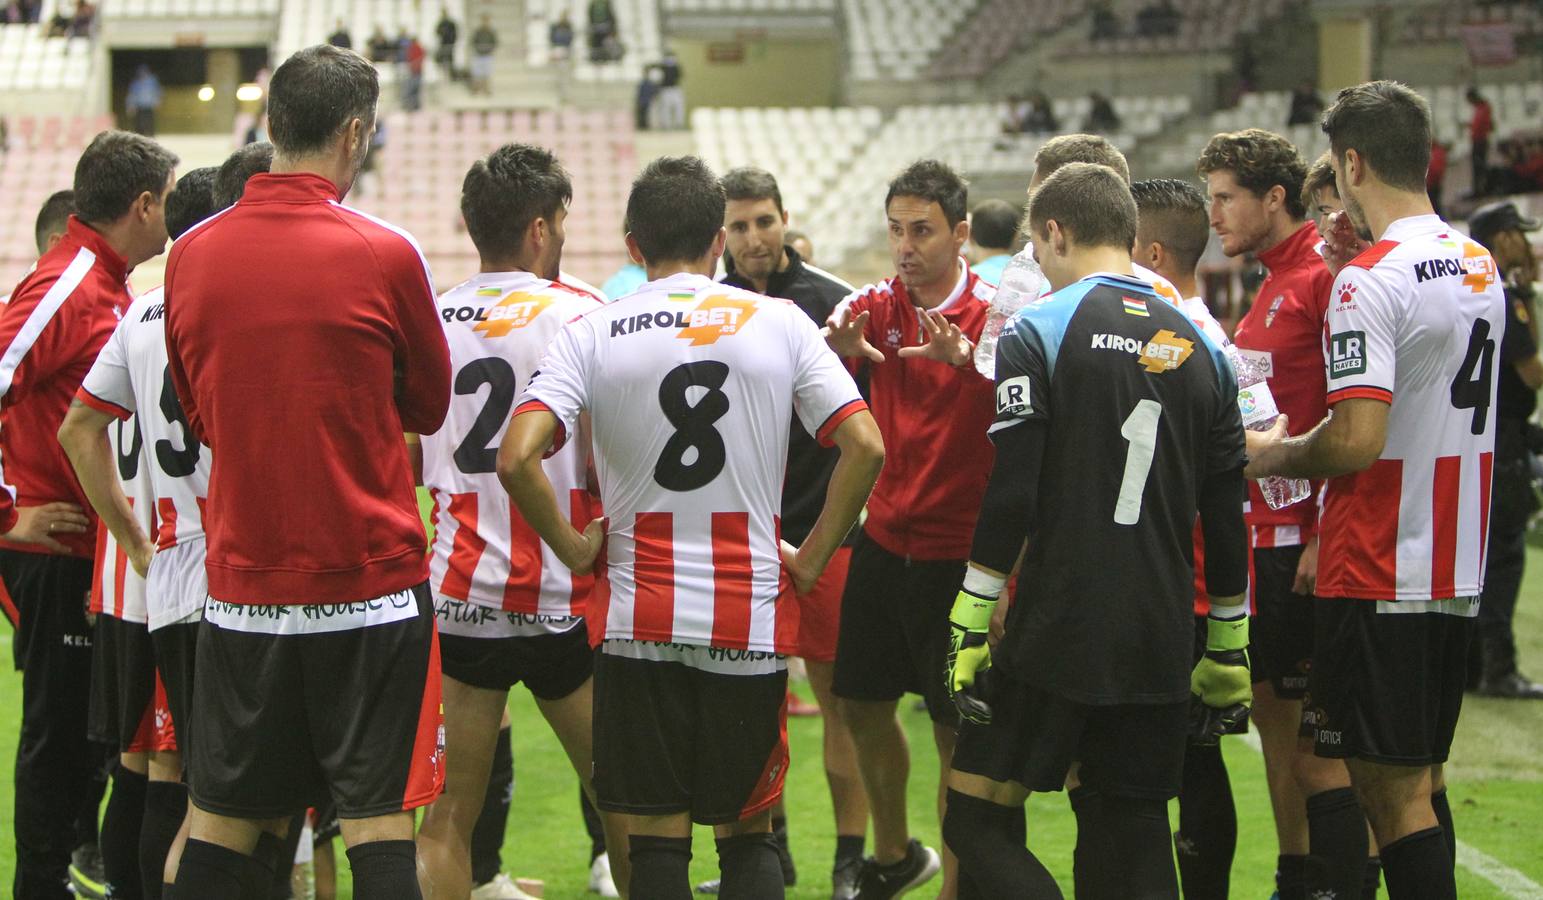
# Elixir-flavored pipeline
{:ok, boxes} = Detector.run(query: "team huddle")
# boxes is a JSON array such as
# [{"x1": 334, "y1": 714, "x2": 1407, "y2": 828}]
[{"x1": 0, "y1": 40, "x2": 1509, "y2": 900}]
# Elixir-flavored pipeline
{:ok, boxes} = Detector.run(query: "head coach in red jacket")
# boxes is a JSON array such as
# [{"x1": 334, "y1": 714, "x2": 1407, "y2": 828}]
[
  {"x1": 163, "y1": 44, "x2": 451, "y2": 897},
  {"x1": 0, "y1": 129, "x2": 178, "y2": 900}
]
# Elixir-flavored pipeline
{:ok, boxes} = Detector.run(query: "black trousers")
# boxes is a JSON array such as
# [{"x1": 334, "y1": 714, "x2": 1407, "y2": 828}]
[
  {"x1": 1476, "y1": 421, "x2": 1535, "y2": 681},
  {"x1": 1472, "y1": 138, "x2": 1490, "y2": 195},
  {"x1": 2, "y1": 550, "x2": 102, "y2": 899}
]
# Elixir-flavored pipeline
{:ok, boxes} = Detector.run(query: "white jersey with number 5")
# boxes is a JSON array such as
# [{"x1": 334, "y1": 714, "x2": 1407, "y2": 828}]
[
  {"x1": 421, "y1": 271, "x2": 603, "y2": 632},
  {"x1": 79, "y1": 286, "x2": 210, "y2": 629},
  {"x1": 517, "y1": 272, "x2": 867, "y2": 653},
  {"x1": 1317, "y1": 215, "x2": 1504, "y2": 606}
]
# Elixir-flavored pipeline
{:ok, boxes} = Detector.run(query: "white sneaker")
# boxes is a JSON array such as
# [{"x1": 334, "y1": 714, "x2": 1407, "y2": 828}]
[
  {"x1": 589, "y1": 852, "x2": 620, "y2": 897},
  {"x1": 471, "y1": 872, "x2": 539, "y2": 900}
]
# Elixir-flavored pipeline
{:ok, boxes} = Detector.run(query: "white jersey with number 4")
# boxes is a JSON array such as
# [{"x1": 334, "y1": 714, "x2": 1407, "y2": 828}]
[
  {"x1": 422, "y1": 271, "x2": 603, "y2": 633},
  {"x1": 517, "y1": 272, "x2": 867, "y2": 653},
  {"x1": 1317, "y1": 215, "x2": 1504, "y2": 606},
  {"x1": 79, "y1": 286, "x2": 210, "y2": 629}
]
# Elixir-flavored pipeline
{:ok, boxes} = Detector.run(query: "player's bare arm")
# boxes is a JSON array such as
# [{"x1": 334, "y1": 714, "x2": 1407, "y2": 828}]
[
  {"x1": 57, "y1": 400, "x2": 153, "y2": 573},
  {"x1": 897, "y1": 308, "x2": 974, "y2": 367},
  {"x1": 1246, "y1": 397, "x2": 1388, "y2": 480},
  {"x1": 781, "y1": 409, "x2": 884, "y2": 594},
  {"x1": 822, "y1": 306, "x2": 884, "y2": 363},
  {"x1": 497, "y1": 407, "x2": 606, "y2": 574}
]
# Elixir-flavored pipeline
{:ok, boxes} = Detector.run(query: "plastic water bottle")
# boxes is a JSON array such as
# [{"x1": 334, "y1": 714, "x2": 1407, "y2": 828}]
[
  {"x1": 1228, "y1": 347, "x2": 1310, "y2": 509},
  {"x1": 974, "y1": 249, "x2": 1047, "y2": 379}
]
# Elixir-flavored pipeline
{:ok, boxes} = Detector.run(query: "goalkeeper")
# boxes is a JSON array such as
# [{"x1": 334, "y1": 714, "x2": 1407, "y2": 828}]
[{"x1": 938, "y1": 162, "x2": 1253, "y2": 899}]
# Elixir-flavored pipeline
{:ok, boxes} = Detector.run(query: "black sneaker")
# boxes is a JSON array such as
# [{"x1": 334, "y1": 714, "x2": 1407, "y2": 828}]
[
  {"x1": 68, "y1": 843, "x2": 108, "y2": 900},
  {"x1": 694, "y1": 878, "x2": 721, "y2": 894},
  {"x1": 832, "y1": 855, "x2": 863, "y2": 900},
  {"x1": 1479, "y1": 672, "x2": 1543, "y2": 699},
  {"x1": 852, "y1": 840, "x2": 941, "y2": 899}
]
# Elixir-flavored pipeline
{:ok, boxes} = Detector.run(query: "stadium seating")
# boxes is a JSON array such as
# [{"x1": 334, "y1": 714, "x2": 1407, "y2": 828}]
[
  {"x1": 0, "y1": 19, "x2": 93, "y2": 93},
  {"x1": 523, "y1": 0, "x2": 663, "y2": 82},
  {"x1": 660, "y1": 0, "x2": 836, "y2": 11},
  {"x1": 107, "y1": 0, "x2": 279, "y2": 18},
  {"x1": 1059, "y1": 0, "x2": 1290, "y2": 56},
  {"x1": 0, "y1": 115, "x2": 115, "y2": 281},
  {"x1": 344, "y1": 108, "x2": 637, "y2": 289},
  {"x1": 927, "y1": 0, "x2": 1083, "y2": 81},
  {"x1": 843, "y1": 0, "x2": 979, "y2": 82},
  {"x1": 1399, "y1": 0, "x2": 1543, "y2": 43},
  {"x1": 276, "y1": 0, "x2": 467, "y2": 84}
]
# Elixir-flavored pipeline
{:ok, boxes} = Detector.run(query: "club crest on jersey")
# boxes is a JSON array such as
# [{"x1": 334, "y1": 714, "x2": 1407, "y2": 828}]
[
  {"x1": 1329, "y1": 330, "x2": 1366, "y2": 377},
  {"x1": 470, "y1": 291, "x2": 557, "y2": 338},
  {"x1": 1265, "y1": 294, "x2": 1285, "y2": 327},
  {"x1": 1090, "y1": 329, "x2": 1194, "y2": 374},
  {"x1": 996, "y1": 376, "x2": 1032, "y2": 417}
]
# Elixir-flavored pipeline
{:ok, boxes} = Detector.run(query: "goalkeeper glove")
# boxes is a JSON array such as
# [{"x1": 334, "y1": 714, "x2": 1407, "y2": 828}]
[
  {"x1": 1189, "y1": 607, "x2": 1252, "y2": 745},
  {"x1": 947, "y1": 582, "x2": 998, "y2": 725}
]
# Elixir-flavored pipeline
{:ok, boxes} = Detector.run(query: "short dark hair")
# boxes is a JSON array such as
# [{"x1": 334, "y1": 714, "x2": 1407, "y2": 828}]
[
  {"x1": 72, "y1": 131, "x2": 179, "y2": 225},
  {"x1": 214, "y1": 142, "x2": 274, "y2": 209},
  {"x1": 1196, "y1": 128, "x2": 1308, "y2": 219},
  {"x1": 625, "y1": 156, "x2": 725, "y2": 265},
  {"x1": 1027, "y1": 162, "x2": 1137, "y2": 253},
  {"x1": 970, "y1": 199, "x2": 1020, "y2": 251},
  {"x1": 164, "y1": 167, "x2": 219, "y2": 241},
  {"x1": 1302, "y1": 151, "x2": 1338, "y2": 207},
  {"x1": 1131, "y1": 178, "x2": 1209, "y2": 274},
  {"x1": 886, "y1": 160, "x2": 968, "y2": 228},
  {"x1": 1033, "y1": 134, "x2": 1131, "y2": 184},
  {"x1": 267, "y1": 44, "x2": 380, "y2": 158},
  {"x1": 722, "y1": 167, "x2": 782, "y2": 213},
  {"x1": 461, "y1": 143, "x2": 573, "y2": 262},
  {"x1": 1321, "y1": 80, "x2": 1432, "y2": 193},
  {"x1": 33, "y1": 190, "x2": 75, "y2": 256}
]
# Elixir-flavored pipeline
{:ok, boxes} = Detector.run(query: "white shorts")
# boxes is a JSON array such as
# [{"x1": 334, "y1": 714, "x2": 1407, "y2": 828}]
[{"x1": 147, "y1": 538, "x2": 209, "y2": 631}]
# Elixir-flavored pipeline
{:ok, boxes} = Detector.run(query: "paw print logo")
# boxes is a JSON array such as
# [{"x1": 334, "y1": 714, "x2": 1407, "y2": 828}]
[
  {"x1": 1337, "y1": 283, "x2": 1358, "y2": 308},
  {"x1": 884, "y1": 327, "x2": 902, "y2": 348}
]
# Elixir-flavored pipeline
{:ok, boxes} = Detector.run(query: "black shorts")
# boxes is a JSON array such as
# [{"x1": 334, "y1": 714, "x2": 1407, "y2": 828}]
[
  {"x1": 150, "y1": 620, "x2": 199, "y2": 758},
  {"x1": 1303, "y1": 597, "x2": 1472, "y2": 766},
  {"x1": 832, "y1": 529, "x2": 963, "y2": 725},
  {"x1": 1250, "y1": 545, "x2": 1314, "y2": 698},
  {"x1": 435, "y1": 601, "x2": 593, "y2": 700},
  {"x1": 951, "y1": 673, "x2": 1188, "y2": 801},
  {"x1": 88, "y1": 614, "x2": 173, "y2": 753},
  {"x1": 592, "y1": 642, "x2": 788, "y2": 825},
  {"x1": 188, "y1": 583, "x2": 444, "y2": 820}
]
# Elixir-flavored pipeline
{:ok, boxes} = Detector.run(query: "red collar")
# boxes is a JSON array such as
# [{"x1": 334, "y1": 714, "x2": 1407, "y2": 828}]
[
  {"x1": 236, "y1": 171, "x2": 344, "y2": 204},
  {"x1": 63, "y1": 216, "x2": 129, "y2": 283},
  {"x1": 1257, "y1": 221, "x2": 1323, "y2": 274}
]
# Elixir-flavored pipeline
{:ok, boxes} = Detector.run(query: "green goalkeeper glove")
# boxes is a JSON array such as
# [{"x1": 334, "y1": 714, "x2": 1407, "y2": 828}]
[
  {"x1": 1190, "y1": 609, "x2": 1252, "y2": 745},
  {"x1": 947, "y1": 586, "x2": 997, "y2": 725}
]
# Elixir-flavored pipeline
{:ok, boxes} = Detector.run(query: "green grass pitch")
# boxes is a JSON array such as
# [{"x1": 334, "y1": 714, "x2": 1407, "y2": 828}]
[{"x1": 1, "y1": 534, "x2": 1540, "y2": 897}]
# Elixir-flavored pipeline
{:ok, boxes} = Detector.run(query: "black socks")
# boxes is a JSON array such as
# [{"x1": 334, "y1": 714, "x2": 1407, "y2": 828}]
[
  {"x1": 139, "y1": 780, "x2": 187, "y2": 900},
  {"x1": 945, "y1": 789, "x2": 1058, "y2": 898},
  {"x1": 716, "y1": 833, "x2": 785, "y2": 899},
  {"x1": 629, "y1": 834, "x2": 693, "y2": 900},
  {"x1": 1307, "y1": 787, "x2": 1368, "y2": 899},
  {"x1": 173, "y1": 839, "x2": 250, "y2": 898},
  {"x1": 1174, "y1": 742, "x2": 1236, "y2": 900},
  {"x1": 347, "y1": 839, "x2": 423, "y2": 900},
  {"x1": 101, "y1": 764, "x2": 148, "y2": 900},
  {"x1": 1381, "y1": 828, "x2": 1455, "y2": 900}
]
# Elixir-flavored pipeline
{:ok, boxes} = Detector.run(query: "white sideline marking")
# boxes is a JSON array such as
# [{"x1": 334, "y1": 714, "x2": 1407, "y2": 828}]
[{"x1": 1231, "y1": 731, "x2": 1543, "y2": 897}]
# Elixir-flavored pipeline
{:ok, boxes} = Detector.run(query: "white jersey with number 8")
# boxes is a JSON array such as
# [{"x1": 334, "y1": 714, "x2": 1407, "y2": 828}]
[{"x1": 517, "y1": 272, "x2": 867, "y2": 653}]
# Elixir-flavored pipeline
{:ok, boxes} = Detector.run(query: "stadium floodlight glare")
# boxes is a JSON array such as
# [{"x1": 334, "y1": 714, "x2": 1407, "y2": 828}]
[
  {"x1": 236, "y1": 83, "x2": 263, "y2": 102},
  {"x1": 197, "y1": 85, "x2": 215, "y2": 102}
]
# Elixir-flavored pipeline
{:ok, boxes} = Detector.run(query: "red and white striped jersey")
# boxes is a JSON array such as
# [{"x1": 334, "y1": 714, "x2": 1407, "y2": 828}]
[
  {"x1": 422, "y1": 271, "x2": 603, "y2": 632},
  {"x1": 89, "y1": 413, "x2": 153, "y2": 622},
  {"x1": 1318, "y1": 215, "x2": 1504, "y2": 605},
  {"x1": 518, "y1": 272, "x2": 867, "y2": 653},
  {"x1": 79, "y1": 287, "x2": 209, "y2": 553}
]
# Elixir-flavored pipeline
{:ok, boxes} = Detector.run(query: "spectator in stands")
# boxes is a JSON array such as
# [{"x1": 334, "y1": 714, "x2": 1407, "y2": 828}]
[
  {"x1": 46, "y1": 4, "x2": 70, "y2": 36},
  {"x1": 3, "y1": 1, "x2": 24, "y2": 24},
  {"x1": 1136, "y1": 0, "x2": 1179, "y2": 36},
  {"x1": 1428, "y1": 139, "x2": 1448, "y2": 219},
  {"x1": 126, "y1": 64, "x2": 164, "y2": 137},
  {"x1": 788, "y1": 229, "x2": 815, "y2": 267},
  {"x1": 967, "y1": 198, "x2": 1018, "y2": 285},
  {"x1": 470, "y1": 16, "x2": 497, "y2": 95},
  {"x1": 1001, "y1": 95, "x2": 1030, "y2": 136},
  {"x1": 402, "y1": 34, "x2": 427, "y2": 111},
  {"x1": 550, "y1": 12, "x2": 575, "y2": 61},
  {"x1": 1495, "y1": 136, "x2": 1543, "y2": 194},
  {"x1": 1090, "y1": 0, "x2": 1120, "y2": 39},
  {"x1": 650, "y1": 49, "x2": 685, "y2": 130},
  {"x1": 368, "y1": 26, "x2": 395, "y2": 63},
  {"x1": 1286, "y1": 80, "x2": 1324, "y2": 126},
  {"x1": 588, "y1": 0, "x2": 618, "y2": 61},
  {"x1": 68, "y1": 0, "x2": 93, "y2": 37},
  {"x1": 1084, "y1": 92, "x2": 1121, "y2": 134},
  {"x1": 1467, "y1": 86, "x2": 1495, "y2": 196},
  {"x1": 1023, "y1": 92, "x2": 1058, "y2": 134},
  {"x1": 635, "y1": 67, "x2": 659, "y2": 130},
  {"x1": 0, "y1": 117, "x2": 8, "y2": 154},
  {"x1": 435, "y1": 9, "x2": 458, "y2": 78},
  {"x1": 327, "y1": 19, "x2": 352, "y2": 49}
]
